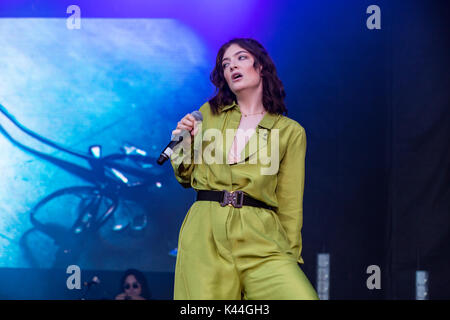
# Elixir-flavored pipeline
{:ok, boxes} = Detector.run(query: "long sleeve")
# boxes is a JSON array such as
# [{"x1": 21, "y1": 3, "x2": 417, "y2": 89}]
[
  {"x1": 275, "y1": 127, "x2": 307, "y2": 264},
  {"x1": 170, "y1": 133, "x2": 195, "y2": 188},
  {"x1": 170, "y1": 103, "x2": 208, "y2": 188}
]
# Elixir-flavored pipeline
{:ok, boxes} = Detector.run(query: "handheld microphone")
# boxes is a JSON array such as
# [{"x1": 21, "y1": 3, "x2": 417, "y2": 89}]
[{"x1": 157, "y1": 111, "x2": 203, "y2": 165}]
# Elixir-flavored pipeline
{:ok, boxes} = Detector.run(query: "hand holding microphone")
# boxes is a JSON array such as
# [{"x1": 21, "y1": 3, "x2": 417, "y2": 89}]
[
  {"x1": 157, "y1": 111, "x2": 203, "y2": 165},
  {"x1": 172, "y1": 113, "x2": 200, "y2": 138}
]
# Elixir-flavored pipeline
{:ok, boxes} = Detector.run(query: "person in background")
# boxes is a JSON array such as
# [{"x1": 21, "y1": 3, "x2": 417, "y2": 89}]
[{"x1": 115, "y1": 268, "x2": 151, "y2": 300}]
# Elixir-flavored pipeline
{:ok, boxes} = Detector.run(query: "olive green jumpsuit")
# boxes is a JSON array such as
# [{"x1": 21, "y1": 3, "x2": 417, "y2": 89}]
[{"x1": 170, "y1": 101, "x2": 318, "y2": 300}]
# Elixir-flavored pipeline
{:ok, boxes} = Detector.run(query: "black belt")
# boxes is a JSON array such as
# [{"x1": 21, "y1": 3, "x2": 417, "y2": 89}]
[{"x1": 196, "y1": 190, "x2": 275, "y2": 211}]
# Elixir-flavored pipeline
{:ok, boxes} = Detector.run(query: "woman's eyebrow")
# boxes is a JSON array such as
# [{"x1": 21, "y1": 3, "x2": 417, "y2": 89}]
[{"x1": 222, "y1": 50, "x2": 248, "y2": 62}]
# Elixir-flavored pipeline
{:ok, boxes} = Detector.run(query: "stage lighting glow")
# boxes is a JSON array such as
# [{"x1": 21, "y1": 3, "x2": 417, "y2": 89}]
[
  {"x1": 169, "y1": 248, "x2": 178, "y2": 257},
  {"x1": 89, "y1": 145, "x2": 102, "y2": 158},
  {"x1": 112, "y1": 224, "x2": 125, "y2": 232},
  {"x1": 416, "y1": 270, "x2": 429, "y2": 300},
  {"x1": 317, "y1": 253, "x2": 330, "y2": 300}
]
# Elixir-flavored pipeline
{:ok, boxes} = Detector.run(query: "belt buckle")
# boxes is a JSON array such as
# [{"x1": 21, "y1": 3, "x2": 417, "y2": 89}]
[{"x1": 220, "y1": 190, "x2": 244, "y2": 208}]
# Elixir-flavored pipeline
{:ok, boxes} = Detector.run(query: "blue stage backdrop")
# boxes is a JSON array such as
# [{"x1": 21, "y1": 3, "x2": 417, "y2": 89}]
[{"x1": 0, "y1": 18, "x2": 214, "y2": 271}]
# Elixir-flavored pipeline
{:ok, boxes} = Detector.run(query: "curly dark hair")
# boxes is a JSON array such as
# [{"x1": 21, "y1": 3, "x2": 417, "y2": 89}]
[
  {"x1": 118, "y1": 268, "x2": 152, "y2": 299},
  {"x1": 208, "y1": 38, "x2": 287, "y2": 116}
]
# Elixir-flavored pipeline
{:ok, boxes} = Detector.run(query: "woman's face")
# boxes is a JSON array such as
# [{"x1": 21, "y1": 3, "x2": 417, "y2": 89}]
[
  {"x1": 123, "y1": 274, "x2": 142, "y2": 297},
  {"x1": 222, "y1": 43, "x2": 262, "y2": 95}
]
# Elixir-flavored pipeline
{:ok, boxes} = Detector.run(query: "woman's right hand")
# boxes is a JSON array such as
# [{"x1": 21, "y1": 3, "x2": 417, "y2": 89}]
[{"x1": 171, "y1": 113, "x2": 199, "y2": 138}]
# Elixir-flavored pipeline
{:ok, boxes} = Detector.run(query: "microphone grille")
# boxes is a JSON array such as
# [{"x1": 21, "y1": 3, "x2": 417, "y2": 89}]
[{"x1": 191, "y1": 110, "x2": 203, "y2": 121}]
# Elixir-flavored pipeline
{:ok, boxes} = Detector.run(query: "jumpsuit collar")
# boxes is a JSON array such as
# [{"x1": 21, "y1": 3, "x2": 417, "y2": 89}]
[
  {"x1": 220, "y1": 101, "x2": 281, "y2": 164},
  {"x1": 220, "y1": 101, "x2": 280, "y2": 130}
]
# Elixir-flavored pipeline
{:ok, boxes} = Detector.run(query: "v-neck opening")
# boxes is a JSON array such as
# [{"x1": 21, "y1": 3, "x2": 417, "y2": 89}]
[{"x1": 226, "y1": 108, "x2": 267, "y2": 165}]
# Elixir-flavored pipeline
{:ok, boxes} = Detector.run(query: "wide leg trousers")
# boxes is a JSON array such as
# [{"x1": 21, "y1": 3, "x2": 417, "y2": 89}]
[{"x1": 174, "y1": 201, "x2": 319, "y2": 300}]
